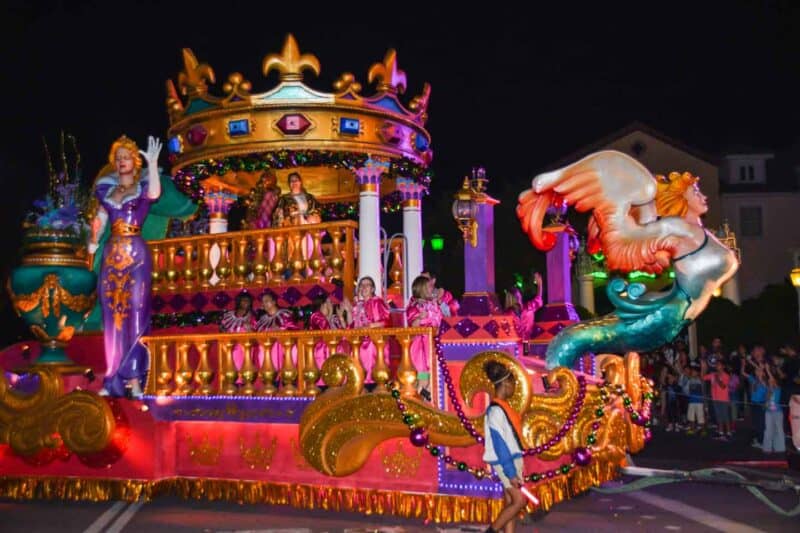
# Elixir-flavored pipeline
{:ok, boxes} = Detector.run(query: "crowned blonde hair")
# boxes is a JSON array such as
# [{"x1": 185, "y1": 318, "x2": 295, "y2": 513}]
[
  {"x1": 655, "y1": 171, "x2": 699, "y2": 218},
  {"x1": 107, "y1": 135, "x2": 142, "y2": 180}
]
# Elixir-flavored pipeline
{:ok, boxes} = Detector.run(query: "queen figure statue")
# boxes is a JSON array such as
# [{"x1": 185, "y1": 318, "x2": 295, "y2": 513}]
[{"x1": 88, "y1": 135, "x2": 162, "y2": 397}]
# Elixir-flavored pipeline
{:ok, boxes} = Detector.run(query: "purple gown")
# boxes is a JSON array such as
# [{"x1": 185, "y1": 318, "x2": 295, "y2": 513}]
[{"x1": 95, "y1": 175, "x2": 157, "y2": 396}]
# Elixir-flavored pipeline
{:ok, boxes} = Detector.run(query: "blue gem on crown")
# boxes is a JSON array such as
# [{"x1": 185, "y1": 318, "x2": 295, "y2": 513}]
[
  {"x1": 339, "y1": 117, "x2": 360, "y2": 135},
  {"x1": 168, "y1": 136, "x2": 183, "y2": 154},
  {"x1": 228, "y1": 119, "x2": 250, "y2": 137}
]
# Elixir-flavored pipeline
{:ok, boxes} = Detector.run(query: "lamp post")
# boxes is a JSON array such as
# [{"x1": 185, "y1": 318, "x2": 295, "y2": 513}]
[
  {"x1": 452, "y1": 167, "x2": 500, "y2": 315},
  {"x1": 791, "y1": 267, "x2": 800, "y2": 331}
]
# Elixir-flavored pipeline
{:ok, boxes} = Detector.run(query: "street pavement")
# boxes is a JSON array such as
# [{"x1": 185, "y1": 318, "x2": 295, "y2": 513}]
[{"x1": 2, "y1": 425, "x2": 798, "y2": 532}]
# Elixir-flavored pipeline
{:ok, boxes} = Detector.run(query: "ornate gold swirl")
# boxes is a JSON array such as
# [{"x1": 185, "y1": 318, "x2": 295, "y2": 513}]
[
  {"x1": 8, "y1": 274, "x2": 95, "y2": 317},
  {"x1": 298, "y1": 350, "x2": 649, "y2": 477},
  {"x1": 299, "y1": 355, "x2": 474, "y2": 476},
  {"x1": 0, "y1": 367, "x2": 115, "y2": 456}
]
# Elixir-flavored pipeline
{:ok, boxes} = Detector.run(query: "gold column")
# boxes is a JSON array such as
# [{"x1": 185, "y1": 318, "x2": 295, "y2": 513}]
[
  {"x1": 165, "y1": 244, "x2": 178, "y2": 291},
  {"x1": 253, "y1": 234, "x2": 268, "y2": 285},
  {"x1": 144, "y1": 340, "x2": 158, "y2": 394},
  {"x1": 150, "y1": 244, "x2": 162, "y2": 292},
  {"x1": 182, "y1": 243, "x2": 196, "y2": 291},
  {"x1": 303, "y1": 338, "x2": 320, "y2": 396},
  {"x1": 371, "y1": 335, "x2": 389, "y2": 393},
  {"x1": 280, "y1": 338, "x2": 298, "y2": 396},
  {"x1": 259, "y1": 338, "x2": 277, "y2": 395},
  {"x1": 271, "y1": 234, "x2": 286, "y2": 285},
  {"x1": 329, "y1": 226, "x2": 344, "y2": 281},
  {"x1": 396, "y1": 335, "x2": 418, "y2": 398},
  {"x1": 309, "y1": 229, "x2": 327, "y2": 282},
  {"x1": 220, "y1": 340, "x2": 238, "y2": 395},
  {"x1": 156, "y1": 342, "x2": 173, "y2": 396},
  {"x1": 199, "y1": 240, "x2": 213, "y2": 289},
  {"x1": 288, "y1": 230, "x2": 305, "y2": 283},
  {"x1": 240, "y1": 340, "x2": 258, "y2": 396},
  {"x1": 216, "y1": 237, "x2": 232, "y2": 288},
  {"x1": 174, "y1": 342, "x2": 193, "y2": 395},
  {"x1": 234, "y1": 235, "x2": 250, "y2": 287},
  {"x1": 343, "y1": 225, "x2": 356, "y2": 301},
  {"x1": 389, "y1": 240, "x2": 403, "y2": 291},
  {"x1": 194, "y1": 341, "x2": 214, "y2": 395},
  {"x1": 351, "y1": 335, "x2": 365, "y2": 379}
]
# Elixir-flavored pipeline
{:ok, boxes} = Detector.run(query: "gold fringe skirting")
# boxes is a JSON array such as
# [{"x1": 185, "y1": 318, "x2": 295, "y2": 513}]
[{"x1": 0, "y1": 460, "x2": 619, "y2": 523}]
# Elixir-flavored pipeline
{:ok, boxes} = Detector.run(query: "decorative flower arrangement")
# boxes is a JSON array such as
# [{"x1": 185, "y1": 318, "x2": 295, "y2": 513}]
[{"x1": 23, "y1": 133, "x2": 89, "y2": 239}]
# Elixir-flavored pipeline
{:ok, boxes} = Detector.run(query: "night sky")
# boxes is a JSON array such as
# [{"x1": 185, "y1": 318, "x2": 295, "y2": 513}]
[{"x1": 1, "y1": 1, "x2": 799, "y2": 343}]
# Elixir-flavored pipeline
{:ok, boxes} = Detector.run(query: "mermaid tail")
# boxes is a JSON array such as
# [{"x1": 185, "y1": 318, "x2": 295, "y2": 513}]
[{"x1": 545, "y1": 279, "x2": 691, "y2": 369}]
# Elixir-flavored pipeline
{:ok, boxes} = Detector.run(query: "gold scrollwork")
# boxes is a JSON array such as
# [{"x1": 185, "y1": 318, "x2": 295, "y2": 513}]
[
  {"x1": 7, "y1": 274, "x2": 95, "y2": 318},
  {"x1": 299, "y1": 350, "x2": 647, "y2": 478},
  {"x1": 0, "y1": 367, "x2": 115, "y2": 456}
]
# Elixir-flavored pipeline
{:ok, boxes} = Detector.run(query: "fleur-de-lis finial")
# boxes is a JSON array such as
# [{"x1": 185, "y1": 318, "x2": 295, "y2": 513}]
[
  {"x1": 368, "y1": 49, "x2": 407, "y2": 94},
  {"x1": 177, "y1": 48, "x2": 216, "y2": 97},
  {"x1": 409, "y1": 82, "x2": 431, "y2": 119},
  {"x1": 165, "y1": 79, "x2": 184, "y2": 122},
  {"x1": 262, "y1": 34, "x2": 321, "y2": 82}
]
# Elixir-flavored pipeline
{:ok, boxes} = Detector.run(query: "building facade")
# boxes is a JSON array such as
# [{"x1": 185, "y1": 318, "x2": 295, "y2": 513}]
[{"x1": 719, "y1": 153, "x2": 800, "y2": 300}]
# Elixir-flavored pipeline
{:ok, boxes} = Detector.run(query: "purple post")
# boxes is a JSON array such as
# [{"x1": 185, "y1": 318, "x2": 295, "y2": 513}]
[
  {"x1": 461, "y1": 198, "x2": 501, "y2": 315},
  {"x1": 546, "y1": 231, "x2": 572, "y2": 304},
  {"x1": 529, "y1": 229, "x2": 579, "y2": 355}
]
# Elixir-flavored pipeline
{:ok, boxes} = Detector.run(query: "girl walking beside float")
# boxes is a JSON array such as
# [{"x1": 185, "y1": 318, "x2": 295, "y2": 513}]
[{"x1": 483, "y1": 360, "x2": 528, "y2": 533}]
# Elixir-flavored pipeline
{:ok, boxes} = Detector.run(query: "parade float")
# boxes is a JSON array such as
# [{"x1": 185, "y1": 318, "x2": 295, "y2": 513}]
[{"x1": 0, "y1": 35, "x2": 736, "y2": 524}]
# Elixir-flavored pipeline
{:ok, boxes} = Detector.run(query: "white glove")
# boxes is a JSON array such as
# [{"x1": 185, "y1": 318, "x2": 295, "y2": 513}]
[
  {"x1": 88, "y1": 242, "x2": 99, "y2": 255},
  {"x1": 138, "y1": 136, "x2": 162, "y2": 169}
]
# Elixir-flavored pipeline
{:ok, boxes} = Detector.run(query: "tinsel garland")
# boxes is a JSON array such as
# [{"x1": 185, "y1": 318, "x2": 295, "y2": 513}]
[
  {"x1": 172, "y1": 150, "x2": 434, "y2": 203},
  {"x1": 150, "y1": 305, "x2": 320, "y2": 330},
  {"x1": 0, "y1": 459, "x2": 619, "y2": 518}
]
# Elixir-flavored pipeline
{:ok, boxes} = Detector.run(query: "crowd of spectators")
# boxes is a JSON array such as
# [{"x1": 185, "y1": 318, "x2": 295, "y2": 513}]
[{"x1": 639, "y1": 337, "x2": 800, "y2": 454}]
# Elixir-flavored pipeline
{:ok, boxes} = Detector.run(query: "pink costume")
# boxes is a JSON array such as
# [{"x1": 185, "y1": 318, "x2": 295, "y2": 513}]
[
  {"x1": 255, "y1": 308, "x2": 297, "y2": 372},
  {"x1": 406, "y1": 297, "x2": 443, "y2": 378},
  {"x1": 437, "y1": 289, "x2": 460, "y2": 317},
  {"x1": 309, "y1": 311, "x2": 347, "y2": 379},
  {"x1": 513, "y1": 294, "x2": 543, "y2": 339},
  {"x1": 220, "y1": 310, "x2": 256, "y2": 382},
  {"x1": 351, "y1": 296, "x2": 390, "y2": 382}
]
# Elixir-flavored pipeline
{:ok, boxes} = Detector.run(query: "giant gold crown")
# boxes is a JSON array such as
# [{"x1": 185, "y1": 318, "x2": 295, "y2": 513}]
[{"x1": 165, "y1": 34, "x2": 432, "y2": 201}]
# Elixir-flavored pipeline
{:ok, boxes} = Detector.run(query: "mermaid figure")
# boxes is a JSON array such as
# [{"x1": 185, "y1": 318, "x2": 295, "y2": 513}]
[{"x1": 517, "y1": 151, "x2": 739, "y2": 369}]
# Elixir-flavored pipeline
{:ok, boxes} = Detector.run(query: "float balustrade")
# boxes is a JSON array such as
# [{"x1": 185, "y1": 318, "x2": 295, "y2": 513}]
[{"x1": 142, "y1": 326, "x2": 435, "y2": 398}]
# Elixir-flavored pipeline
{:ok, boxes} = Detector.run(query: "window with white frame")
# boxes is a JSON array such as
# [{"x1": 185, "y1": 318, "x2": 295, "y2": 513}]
[{"x1": 739, "y1": 206, "x2": 763, "y2": 237}]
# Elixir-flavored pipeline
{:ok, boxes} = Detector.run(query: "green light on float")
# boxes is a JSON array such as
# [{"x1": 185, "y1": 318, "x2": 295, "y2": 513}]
[{"x1": 430, "y1": 234, "x2": 444, "y2": 251}]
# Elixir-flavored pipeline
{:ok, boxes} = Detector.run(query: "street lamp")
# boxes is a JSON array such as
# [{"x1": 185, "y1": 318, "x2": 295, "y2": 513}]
[
  {"x1": 791, "y1": 267, "x2": 800, "y2": 331},
  {"x1": 451, "y1": 167, "x2": 488, "y2": 248}
]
